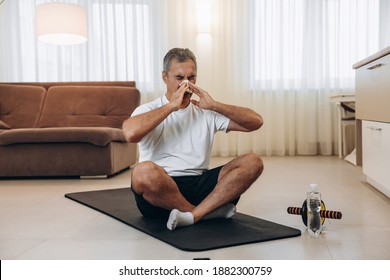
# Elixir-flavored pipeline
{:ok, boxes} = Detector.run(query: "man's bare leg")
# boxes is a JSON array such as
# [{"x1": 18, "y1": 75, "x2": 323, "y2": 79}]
[
  {"x1": 131, "y1": 161, "x2": 194, "y2": 212},
  {"x1": 167, "y1": 154, "x2": 263, "y2": 230}
]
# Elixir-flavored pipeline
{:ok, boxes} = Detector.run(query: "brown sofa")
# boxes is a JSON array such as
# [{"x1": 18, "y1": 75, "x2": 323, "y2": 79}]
[{"x1": 0, "y1": 81, "x2": 140, "y2": 178}]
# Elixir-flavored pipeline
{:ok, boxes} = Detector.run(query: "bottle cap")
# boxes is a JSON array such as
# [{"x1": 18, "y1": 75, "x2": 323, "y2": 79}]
[{"x1": 309, "y1": 183, "x2": 319, "y2": 192}]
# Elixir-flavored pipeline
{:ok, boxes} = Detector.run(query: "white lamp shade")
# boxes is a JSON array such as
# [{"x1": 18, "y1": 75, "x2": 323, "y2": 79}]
[{"x1": 36, "y1": 3, "x2": 87, "y2": 45}]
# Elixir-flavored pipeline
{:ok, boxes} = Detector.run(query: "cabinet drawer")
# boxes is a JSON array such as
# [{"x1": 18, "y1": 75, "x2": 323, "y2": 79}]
[
  {"x1": 356, "y1": 54, "x2": 390, "y2": 122},
  {"x1": 362, "y1": 120, "x2": 390, "y2": 197}
]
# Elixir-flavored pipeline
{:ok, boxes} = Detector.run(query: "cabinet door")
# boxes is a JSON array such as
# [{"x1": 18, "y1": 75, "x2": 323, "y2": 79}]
[
  {"x1": 356, "y1": 54, "x2": 390, "y2": 122},
  {"x1": 362, "y1": 120, "x2": 390, "y2": 197}
]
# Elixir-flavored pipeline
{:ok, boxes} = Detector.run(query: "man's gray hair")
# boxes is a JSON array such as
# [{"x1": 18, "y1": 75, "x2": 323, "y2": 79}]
[{"x1": 163, "y1": 48, "x2": 197, "y2": 73}]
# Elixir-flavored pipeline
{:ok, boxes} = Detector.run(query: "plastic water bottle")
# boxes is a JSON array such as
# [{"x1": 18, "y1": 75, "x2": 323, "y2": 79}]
[{"x1": 307, "y1": 184, "x2": 322, "y2": 236}]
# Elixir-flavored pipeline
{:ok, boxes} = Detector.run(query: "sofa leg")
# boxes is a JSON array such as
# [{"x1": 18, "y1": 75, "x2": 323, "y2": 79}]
[{"x1": 80, "y1": 175, "x2": 108, "y2": 179}]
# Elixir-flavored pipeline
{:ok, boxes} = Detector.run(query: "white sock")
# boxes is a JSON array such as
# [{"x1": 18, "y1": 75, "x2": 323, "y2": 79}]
[
  {"x1": 203, "y1": 203, "x2": 236, "y2": 220},
  {"x1": 167, "y1": 209, "x2": 194, "y2": 230}
]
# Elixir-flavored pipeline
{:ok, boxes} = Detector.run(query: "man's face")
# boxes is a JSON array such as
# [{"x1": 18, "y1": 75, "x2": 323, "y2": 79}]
[{"x1": 163, "y1": 59, "x2": 197, "y2": 108}]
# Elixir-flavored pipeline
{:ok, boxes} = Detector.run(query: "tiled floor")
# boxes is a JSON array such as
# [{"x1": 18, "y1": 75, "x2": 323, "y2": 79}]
[{"x1": 1, "y1": 156, "x2": 389, "y2": 260}]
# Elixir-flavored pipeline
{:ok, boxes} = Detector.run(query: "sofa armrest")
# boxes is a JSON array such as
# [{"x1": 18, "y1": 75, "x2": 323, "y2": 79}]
[{"x1": 0, "y1": 127, "x2": 127, "y2": 146}]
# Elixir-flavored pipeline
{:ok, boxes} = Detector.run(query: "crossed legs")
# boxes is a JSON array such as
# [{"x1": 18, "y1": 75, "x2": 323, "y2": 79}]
[{"x1": 131, "y1": 154, "x2": 263, "y2": 230}]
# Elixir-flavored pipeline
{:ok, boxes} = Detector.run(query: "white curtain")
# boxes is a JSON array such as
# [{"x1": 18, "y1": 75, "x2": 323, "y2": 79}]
[
  {"x1": 0, "y1": 0, "x2": 386, "y2": 156},
  {"x1": 245, "y1": 0, "x2": 381, "y2": 156}
]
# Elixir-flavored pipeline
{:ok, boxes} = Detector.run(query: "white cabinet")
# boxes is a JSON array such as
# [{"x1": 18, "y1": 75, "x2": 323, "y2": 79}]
[
  {"x1": 356, "y1": 53, "x2": 390, "y2": 122},
  {"x1": 354, "y1": 47, "x2": 390, "y2": 197},
  {"x1": 362, "y1": 120, "x2": 390, "y2": 197}
]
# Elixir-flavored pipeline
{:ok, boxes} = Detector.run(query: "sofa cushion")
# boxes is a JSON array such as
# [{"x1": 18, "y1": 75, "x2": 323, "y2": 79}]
[
  {"x1": 0, "y1": 120, "x2": 11, "y2": 129},
  {"x1": 37, "y1": 86, "x2": 140, "y2": 129},
  {"x1": 0, "y1": 105, "x2": 11, "y2": 129},
  {"x1": 0, "y1": 127, "x2": 127, "y2": 146},
  {"x1": 0, "y1": 84, "x2": 46, "y2": 128}
]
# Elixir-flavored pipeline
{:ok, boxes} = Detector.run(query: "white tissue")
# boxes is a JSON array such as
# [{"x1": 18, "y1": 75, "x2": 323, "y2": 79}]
[{"x1": 179, "y1": 80, "x2": 193, "y2": 94}]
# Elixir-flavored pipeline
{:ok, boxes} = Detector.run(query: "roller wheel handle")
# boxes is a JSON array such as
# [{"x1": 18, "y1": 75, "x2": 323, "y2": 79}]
[{"x1": 287, "y1": 200, "x2": 342, "y2": 226}]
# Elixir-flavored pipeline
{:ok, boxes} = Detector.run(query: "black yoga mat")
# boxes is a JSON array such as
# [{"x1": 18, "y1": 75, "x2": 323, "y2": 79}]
[{"x1": 65, "y1": 188, "x2": 301, "y2": 251}]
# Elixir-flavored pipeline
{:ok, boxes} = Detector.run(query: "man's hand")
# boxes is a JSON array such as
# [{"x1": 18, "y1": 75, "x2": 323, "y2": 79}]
[
  {"x1": 189, "y1": 82, "x2": 217, "y2": 110},
  {"x1": 188, "y1": 82, "x2": 263, "y2": 132},
  {"x1": 169, "y1": 81, "x2": 190, "y2": 111}
]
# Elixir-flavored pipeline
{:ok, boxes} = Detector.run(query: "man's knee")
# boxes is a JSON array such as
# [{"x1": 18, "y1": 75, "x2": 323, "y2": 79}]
[
  {"x1": 242, "y1": 153, "x2": 264, "y2": 178},
  {"x1": 131, "y1": 161, "x2": 164, "y2": 192}
]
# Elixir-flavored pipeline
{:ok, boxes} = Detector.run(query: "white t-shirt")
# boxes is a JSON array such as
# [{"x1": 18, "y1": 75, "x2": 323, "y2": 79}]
[{"x1": 131, "y1": 95, "x2": 230, "y2": 176}]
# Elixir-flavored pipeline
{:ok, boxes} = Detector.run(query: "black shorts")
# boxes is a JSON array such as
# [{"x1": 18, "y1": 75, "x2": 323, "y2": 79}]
[{"x1": 132, "y1": 165, "x2": 240, "y2": 219}]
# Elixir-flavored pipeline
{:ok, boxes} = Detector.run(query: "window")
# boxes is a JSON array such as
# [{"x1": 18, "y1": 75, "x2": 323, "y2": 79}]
[{"x1": 249, "y1": 0, "x2": 379, "y2": 90}]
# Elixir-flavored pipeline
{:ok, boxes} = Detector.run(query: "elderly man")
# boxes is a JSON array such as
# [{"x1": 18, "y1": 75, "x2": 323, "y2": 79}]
[{"x1": 123, "y1": 48, "x2": 263, "y2": 230}]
